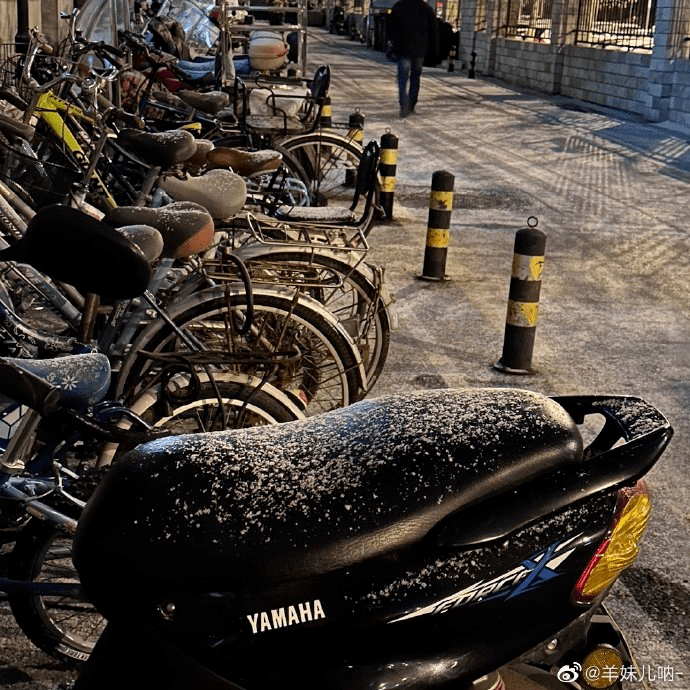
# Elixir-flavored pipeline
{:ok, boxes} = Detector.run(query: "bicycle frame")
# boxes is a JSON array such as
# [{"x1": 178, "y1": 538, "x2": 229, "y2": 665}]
[{"x1": 29, "y1": 90, "x2": 117, "y2": 209}]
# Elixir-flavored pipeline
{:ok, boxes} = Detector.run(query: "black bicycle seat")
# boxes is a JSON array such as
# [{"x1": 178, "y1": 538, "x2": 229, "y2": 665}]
[
  {"x1": 117, "y1": 128, "x2": 198, "y2": 167},
  {"x1": 0, "y1": 205, "x2": 151, "y2": 299}
]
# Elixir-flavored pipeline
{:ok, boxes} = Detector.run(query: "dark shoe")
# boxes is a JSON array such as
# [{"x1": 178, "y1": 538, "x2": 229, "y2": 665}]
[{"x1": 399, "y1": 108, "x2": 409, "y2": 119}]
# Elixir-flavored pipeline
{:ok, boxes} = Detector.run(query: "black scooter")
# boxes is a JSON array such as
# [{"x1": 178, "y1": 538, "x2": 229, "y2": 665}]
[{"x1": 72, "y1": 387, "x2": 672, "y2": 689}]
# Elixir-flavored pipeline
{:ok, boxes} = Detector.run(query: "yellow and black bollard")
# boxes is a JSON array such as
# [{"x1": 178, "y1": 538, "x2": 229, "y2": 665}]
[
  {"x1": 379, "y1": 130, "x2": 398, "y2": 221},
  {"x1": 319, "y1": 96, "x2": 332, "y2": 129},
  {"x1": 419, "y1": 170, "x2": 454, "y2": 281},
  {"x1": 348, "y1": 109, "x2": 365, "y2": 146},
  {"x1": 346, "y1": 110, "x2": 365, "y2": 186},
  {"x1": 494, "y1": 217, "x2": 546, "y2": 374}
]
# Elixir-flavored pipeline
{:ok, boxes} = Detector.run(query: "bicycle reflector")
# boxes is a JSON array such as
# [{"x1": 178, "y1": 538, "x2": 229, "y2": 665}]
[{"x1": 573, "y1": 481, "x2": 651, "y2": 605}]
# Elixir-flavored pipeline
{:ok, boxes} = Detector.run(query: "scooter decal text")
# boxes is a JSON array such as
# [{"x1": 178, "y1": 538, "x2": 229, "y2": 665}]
[
  {"x1": 390, "y1": 533, "x2": 582, "y2": 622},
  {"x1": 247, "y1": 599, "x2": 326, "y2": 634}
]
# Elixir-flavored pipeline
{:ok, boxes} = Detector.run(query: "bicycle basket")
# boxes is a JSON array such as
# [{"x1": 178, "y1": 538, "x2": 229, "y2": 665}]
[{"x1": 0, "y1": 132, "x2": 82, "y2": 209}]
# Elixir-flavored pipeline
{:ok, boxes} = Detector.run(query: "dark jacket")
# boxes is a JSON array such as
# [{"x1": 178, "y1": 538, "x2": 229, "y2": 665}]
[{"x1": 387, "y1": 0, "x2": 439, "y2": 61}]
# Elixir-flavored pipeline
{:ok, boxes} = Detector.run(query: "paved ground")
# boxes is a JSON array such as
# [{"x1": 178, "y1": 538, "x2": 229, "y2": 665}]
[{"x1": 2, "y1": 27, "x2": 689, "y2": 689}]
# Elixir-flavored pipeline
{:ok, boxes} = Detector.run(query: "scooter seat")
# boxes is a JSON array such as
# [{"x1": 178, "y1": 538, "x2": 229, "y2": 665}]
[{"x1": 74, "y1": 388, "x2": 582, "y2": 593}]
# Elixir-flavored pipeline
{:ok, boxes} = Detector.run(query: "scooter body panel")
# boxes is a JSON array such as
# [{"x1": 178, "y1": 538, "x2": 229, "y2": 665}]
[{"x1": 72, "y1": 388, "x2": 672, "y2": 690}]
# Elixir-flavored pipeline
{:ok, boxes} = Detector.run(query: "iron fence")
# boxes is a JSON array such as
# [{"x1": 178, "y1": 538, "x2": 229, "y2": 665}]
[
  {"x1": 501, "y1": 0, "x2": 553, "y2": 41},
  {"x1": 575, "y1": 0, "x2": 656, "y2": 49}
]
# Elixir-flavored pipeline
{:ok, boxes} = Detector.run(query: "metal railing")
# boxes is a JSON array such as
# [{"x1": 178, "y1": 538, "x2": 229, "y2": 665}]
[
  {"x1": 501, "y1": 0, "x2": 553, "y2": 41},
  {"x1": 575, "y1": 0, "x2": 656, "y2": 50}
]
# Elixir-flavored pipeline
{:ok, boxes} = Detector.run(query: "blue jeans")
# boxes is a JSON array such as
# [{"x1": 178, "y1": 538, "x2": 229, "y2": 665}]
[{"x1": 397, "y1": 56, "x2": 425, "y2": 114}]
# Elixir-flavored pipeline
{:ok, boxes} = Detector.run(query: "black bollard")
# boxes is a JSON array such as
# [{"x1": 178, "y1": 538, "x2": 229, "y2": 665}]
[
  {"x1": 379, "y1": 131, "x2": 398, "y2": 221},
  {"x1": 418, "y1": 170, "x2": 454, "y2": 281},
  {"x1": 494, "y1": 217, "x2": 546, "y2": 374},
  {"x1": 447, "y1": 45, "x2": 456, "y2": 73}
]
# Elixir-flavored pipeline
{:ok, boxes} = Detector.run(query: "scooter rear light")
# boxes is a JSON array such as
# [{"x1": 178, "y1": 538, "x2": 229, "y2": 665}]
[{"x1": 572, "y1": 481, "x2": 651, "y2": 605}]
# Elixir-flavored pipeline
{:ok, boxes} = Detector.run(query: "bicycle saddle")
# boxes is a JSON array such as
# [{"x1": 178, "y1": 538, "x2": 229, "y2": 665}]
[
  {"x1": 184, "y1": 138, "x2": 214, "y2": 169},
  {"x1": 0, "y1": 205, "x2": 151, "y2": 299},
  {"x1": 114, "y1": 224, "x2": 164, "y2": 263},
  {"x1": 74, "y1": 388, "x2": 582, "y2": 593},
  {"x1": 0, "y1": 352, "x2": 111, "y2": 415},
  {"x1": 117, "y1": 128, "x2": 198, "y2": 167},
  {"x1": 160, "y1": 168, "x2": 247, "y2": 219},
  {"x1": 206, "y1": 146, "x2": 282, "y2": 177},
  {"x1": 104, "y1": 201, "x2": 214, "y2": 259},
  {"x1": 176, "y1": 89, "x2": 230, "y2": 115}
]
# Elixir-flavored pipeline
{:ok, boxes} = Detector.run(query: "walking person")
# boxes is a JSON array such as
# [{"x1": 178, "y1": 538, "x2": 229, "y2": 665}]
[{"x1": 387, "y1": 0, "x2": 439, "y2": 118}]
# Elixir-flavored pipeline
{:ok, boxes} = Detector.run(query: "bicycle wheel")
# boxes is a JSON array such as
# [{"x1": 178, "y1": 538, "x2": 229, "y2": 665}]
[
  {"x1": 277, "y1": 131, "x2": 363, "y2": 207},
  {"x1": 116, "y1": 285, "x2": 366, "y2": 416},
  {"x1": 233, "y1": 247, "x2": 391, "y2": 390},
  {"x1": 133, "y1": 373, "x2": 306, "y2": 431},
  {"x1": 7, "y1": 470, "x2": 107, "y2": 665}
]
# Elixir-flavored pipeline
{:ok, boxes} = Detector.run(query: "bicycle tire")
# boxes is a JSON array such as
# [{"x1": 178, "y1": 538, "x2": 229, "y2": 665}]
[
  {"x1": 277, "y1": 131, "x2": 364, "y2": 207},
  {"x1": 133, "y1": 373, "x2": 306, "y2": 430},
  {"x1": 115, "y1": 285, "x2": 366, "y2": 416},
  {"x1": 5, "y1": 374, "x2": 302, "y2": 666},
  {"x1": 7, "y1": 470, "x2": 108, "y2": 665},
  {"x1": 234, "y1": 247, "x2": 391, "y2": 390}
]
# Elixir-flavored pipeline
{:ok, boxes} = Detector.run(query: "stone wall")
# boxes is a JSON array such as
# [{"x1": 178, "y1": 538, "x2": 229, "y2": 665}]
[
  {"x1": 558, "y1": 46, "x2": 651, "y2": 117},
  {"x1": 669, "y1": 59, "x2": 690, "y2": 128}
]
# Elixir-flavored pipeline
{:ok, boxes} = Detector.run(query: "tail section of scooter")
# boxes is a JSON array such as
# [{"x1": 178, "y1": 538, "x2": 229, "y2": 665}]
[{"x1": 72, "y1": 388, "x2": 672, "y2": 690}]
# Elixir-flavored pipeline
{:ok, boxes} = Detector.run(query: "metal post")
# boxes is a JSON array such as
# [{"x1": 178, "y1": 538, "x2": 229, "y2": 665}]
[
  {"x1": 15, "y1": 0, "x2": 30, "y2": 51},
  {"x1": 418, "y1": 170, "x2": 454, "y2": 281},
  {"x1": 494, "y1": 217, "x2": 546, "y2": 374},
  {"x1": 448, "y1": 45, "x2": 456, "y2": 72},
  {"x1": 379, "y1": 130, "x2": 398, "y2": 221}
]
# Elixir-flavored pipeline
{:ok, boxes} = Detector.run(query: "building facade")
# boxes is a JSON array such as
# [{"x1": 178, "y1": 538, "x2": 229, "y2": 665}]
[{"x1": 458, "y1": 0, "x2": 690, "y2": 125}]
